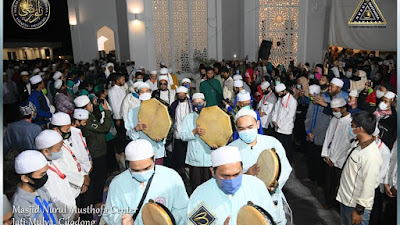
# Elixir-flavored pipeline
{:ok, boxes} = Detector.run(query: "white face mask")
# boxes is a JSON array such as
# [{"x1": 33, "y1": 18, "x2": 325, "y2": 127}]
[
  {"x1": 378, "y1": 101, "x2": 389, "y2": 111},
  {"x1": 345, "y1": 71, "x2": 352, "y2": 78},
  {"x1": 139, "y1": 93, "x2": 151, "y2": 101},
  {"x1": 376, "y1": 90, "x2": 385, "y2": 99},
  {"x1": 332, "y1": 111, "x2": 342, "y2": 119}
]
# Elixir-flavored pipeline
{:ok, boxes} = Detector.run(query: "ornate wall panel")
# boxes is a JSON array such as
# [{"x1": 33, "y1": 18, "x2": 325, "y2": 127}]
[
  {"x1": 259, "y1": 0, "x2": 299, "y2": 66},
  {"x1": 153, "y1": 0, "x2": 207, "y2": 72}
]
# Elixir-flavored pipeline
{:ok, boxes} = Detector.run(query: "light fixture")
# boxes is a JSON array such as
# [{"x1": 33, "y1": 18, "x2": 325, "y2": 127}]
[{"x1": 133, "y1": 13, "x2": 139, "y2": 21}]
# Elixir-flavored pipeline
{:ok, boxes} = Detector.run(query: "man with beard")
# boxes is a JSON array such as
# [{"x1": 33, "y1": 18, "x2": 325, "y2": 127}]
[
  {"x1": 221, "y1": 66, "x2": 234, "y2": 103},
  {"x1": 258, "y1": 81, "x2": 277, "y2": 136},
  {"x1": 170, "y1": 86, "x2": 192, "y2": 177},
  {"x1": 315, "y1": 78, "x2": 349, "y2": 116}
]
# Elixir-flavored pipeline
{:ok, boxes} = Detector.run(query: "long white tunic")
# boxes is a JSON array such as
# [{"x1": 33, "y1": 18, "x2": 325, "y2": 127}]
[
  {"x1": 108, "y1": 85, "x2": 127, "y2": 120},
  {"x1": 258, "y1": 91, "x2": 277, "y2": 129},
  {"x1": 272, "y1": 93, "x2": 297, "y2": 135}
]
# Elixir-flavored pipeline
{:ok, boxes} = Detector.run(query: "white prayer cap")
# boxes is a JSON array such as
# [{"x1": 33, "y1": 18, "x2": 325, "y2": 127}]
[
  {"x1": 160, "y1": 68, "x2": 168, "y2": 75},
  {"x1": 42, "y1": 67, "x2": 49, "y2": 72},
  {"x1": 54, "y1": 79, "x2": 62, "y2": 89},
  {"x1": 211, "y1": 146, "x2": 242, "y2": 167},
  {"x1": 30, "y1": 75, "x2": 42, "y2": 85},
  {"x1": 331, "y1": 67, "x2": 340, "y2": 78},
  {"x1": 53, "y1": 71, "x2": 62, "y2": 80},
  {"x1": 372, "y1": 126, "x2": 380, "y2": 137},
  {"x1": 331, "y1": 78, "x2": 344, "y2": 88},
  {"x1": 235, "y1": 108, "x2": 257, "y2": 122},
  {"x1": 233, "y1": 80, "x2": 244, "y2": 88},
  {"x1": 73, "y1": 109, "x2": 89, "y2": 120},
  {"x1": 35, "y1": 130, "x2": 62, "y2": 150},
  {"x1": 139, "y1": 66, "x2": 144, "y2": 70},
  {"x1": 330, "y1": 97, "x2": 346, "y2": 108},
  {"x1": 192, "y1": 93, "x2": 205, "y2": 100},
  {"x1": 233, "y1": 75, "x2": 243, "y2": 80},
  {"x1": 74, "y1": 95, "x2": 90, "y2": 108},
  {"x1": 160, "y1": 60, "x2": 166, "y2": 66},
  {"x1": 176, "y1": 86, "x2": 188, "y2": 94},
  {"x1": 14, "y1": 150, "x2": 48, "y2": 174},
  {"x1": 158, "y1": 75, "x2": 169, "y2": 82},
  {"x1": 309, "y1": 84, "x2": 321, "y2": 95},
  {"x1": 275, "y1": 83, "x2": 286, "y2": 92},
  {"x1": 136, "y1": 69, "x2": 142, "y2": 72},
  {"x1": 89, "y1": 66, "x2": 95, "y2": 71},
  {"x1": 384, "y1": 91, "x2": 396, "y2": 99},
  {"x1": 125, "y1": 139, "x2": 155, "y2": 161},
  {"x1": 107, "y1": 62, "x2": 114, "y2": 68},
  {"x1": 137, "y1": 82, "x2": 150, "y2": 91},
  {"x1": 133, "y1": 81, "x2": 144, "y2": 91},
  {"x1": 20, "y1": 101, "x2": 36, "y2": 116},
  {"x1": 14, "y1": 66, "x2": 20, "y2": 70},
  {"x1": 51, "y1": 112, "x2": 71, "y2": 126},
  {"x1": 20, "y1": 71, "x2": 29, "y2": 76},
  {"x1": 3, "y1": 194, "x2": 12, "y2": 217},
  {"x1": 349, "y1": 90, "x2": 359, "y2": 98},
  {"x1": 33, "y1": 68, "x2": 41, "y2": 74},
  {"x1": 150, "y1": 71, "x2": 157, "y2": 75},
  {"x1": 261, "y1": 81, "x2": 270, "y2": 90},
  {"x1": 357, "y1": 70, "x2": 367, "y2": 78},
  {"x1": 237, "y1": 91, "x2": 251, "y2": 102},
  {"x1": 101, "y1": 64, "x2": 106, "y2": 68},
  {"x1": 181, "y1": 78, "x2": 191, "y2": 84}
]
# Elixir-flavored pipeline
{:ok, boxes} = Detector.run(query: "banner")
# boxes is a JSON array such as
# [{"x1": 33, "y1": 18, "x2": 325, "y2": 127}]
[{"x1": 329, "y1": 0, "x2": 396, "y2": 51}]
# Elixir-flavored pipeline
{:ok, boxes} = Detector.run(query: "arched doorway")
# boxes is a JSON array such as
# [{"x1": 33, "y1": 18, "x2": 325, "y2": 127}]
[{"x1": 97, "y1": 26, "x2": 116, "y2": 54}]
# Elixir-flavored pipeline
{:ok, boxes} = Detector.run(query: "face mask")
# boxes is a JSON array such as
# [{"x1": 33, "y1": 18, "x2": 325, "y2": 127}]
[
  {"x1": 310, "y1": 74, "x2": 315, "y2": 79},
  {"x1": 88, "y1": 86, "x2": 93, "y2": 92},
  {"x1": 378, "y1": 101, "x2": 389, "y2": 111},
  {"x1": 58, "y1": 128, "x2": 71, "y2": 140},
  {"x1": 348, "y1": 126, "x2": 357, "y2": 139},
  {"x1": 139, "y1": 93, "x2": 152, "y2": 101},
  {"x1": 137, "y1": 79, "x2": 143, "y2": 82},
  {"x1": 178, "y1": 97, "x2": 187, "y2": 102},
  {"x1": 183, "y1": 84, "x2": 190, "y2": 89},
  {"x1": 238, "y1": 128, "x2": 258, "y2": 143},
  {"x1": 275, "y1": 81, "x2": 280, "y2": 86},
  {"x1": 31, "y1": 115, "x2": 36, "y2": 120},
  {"x1": 45, "y1": 150, "x2": 63, "y2": 161},
  {"x1": 348, "y1": 102, "x2": 356, "y2": 107},
  {"x1": 332, "y1": 111, "x2": 342, "y2": 119},
  {"x1": 296, "y1": 84, "x2": 301, "y2": 89},
  {"x1": 345, "y1": 71, "x2": 352, "y2": 78},
  {"x1": 241, "y1": 105, "x2": 251, "y2": 110},
  {"x1": 376, "y1": 90, "x2": 385, "y2": 99},
  {"x1": 193, "y1": 104, "x2": 205, "y2": 113},
  {"x1": 131, "y1": 166, "x2": 154, "y2": 183},
  {"x1": 218, "y1": 174, "x2": 242, "y2": 195},
  {"x1": 28, "y1": 174, "x2": 48, "y2": 189}
]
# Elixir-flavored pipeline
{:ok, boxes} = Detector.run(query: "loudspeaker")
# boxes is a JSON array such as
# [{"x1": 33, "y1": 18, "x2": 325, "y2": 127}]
[
  {"x1": 45, "y1": 49, "x2": 50, "y2": 57},
  {"x1": 258, "y1": 40, "x2": 272, "y2": 61}
]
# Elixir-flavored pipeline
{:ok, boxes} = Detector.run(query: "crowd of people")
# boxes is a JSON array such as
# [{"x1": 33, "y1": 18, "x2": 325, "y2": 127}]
[{"x1": 2, "y1": 47, "x2": 398, "y2": 225}]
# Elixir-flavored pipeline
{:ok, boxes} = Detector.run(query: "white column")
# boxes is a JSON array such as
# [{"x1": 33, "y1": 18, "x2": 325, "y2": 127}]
[
  {"x1": 207, "y1": 0, "x2": 222, "y2": 61},
  {"x1": 243, "y1": 0, "x2": 258, "y2": 62}
]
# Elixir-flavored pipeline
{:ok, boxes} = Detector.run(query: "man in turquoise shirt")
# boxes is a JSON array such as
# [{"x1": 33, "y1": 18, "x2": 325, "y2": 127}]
[
  {"x1": 180, "y1": 93, "x2": 213, "y2": 189},
  {"x1": 200, "y1": 67, "x2": 223, "y2": 107},
  {"x1": 229, "y1": 108, "x2": 292, "y2": 225},
  {"x1": 125, "y1": 82, "x2": 166, "y2": 165},
  {"x1": 187, "y1": 146, "x2": 277, "y2": 225},
  {"x1": 103, "y1": 139, "x2": 188, "y2": 225}
]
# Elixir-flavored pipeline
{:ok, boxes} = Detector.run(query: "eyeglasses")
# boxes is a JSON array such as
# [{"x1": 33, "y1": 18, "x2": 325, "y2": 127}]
[{"x1": 160, "y1": 83, "x2": 168, "y2": 85}]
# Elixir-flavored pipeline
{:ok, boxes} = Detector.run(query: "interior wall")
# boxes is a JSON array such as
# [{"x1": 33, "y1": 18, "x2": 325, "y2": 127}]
[{"x1": 221, "y1": 0, "x2": 244, "y2": 60}]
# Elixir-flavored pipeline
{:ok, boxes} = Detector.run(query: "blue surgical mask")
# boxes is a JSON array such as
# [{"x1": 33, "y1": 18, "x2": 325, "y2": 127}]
[
  {"x1": 241, "y1": 105, "x2": 251, "y2": 110},
  {"x1": 137, "y1": 79, "x2": 143, "y2": 82},
  {"x1": 310, "y1": 74, "x2": 315, "y2": 79},
  {"x1": 238, "y1": 128, "x2": 258, "y2": 143},
  {"x1": 348, "y1": 126, "x2": 357, "y2": 139},
  {"x1": 131, "y1": 166, "x2": 155, "y2": 183},
  {"x1": 217, "y1": 174, "x2": 243, "y2": 195},
  {"x1": 31, "y1": 115, "x2": 36, "y2": 120},
  {"x1": 183, "y1": 84, "x2": 190, "y2": 89},
  {"x1": 46, "y1": 150, "x2": 63, "y2": 161},
  {"x1": 275, "y1": 81, "x2": 280, "y2": 86},
  {"x1": 193, "y1": 104, "x2": 205, "y2": 113},
  {"x1": 296, "y1": 84, "x2": 301, "y2": 89}
]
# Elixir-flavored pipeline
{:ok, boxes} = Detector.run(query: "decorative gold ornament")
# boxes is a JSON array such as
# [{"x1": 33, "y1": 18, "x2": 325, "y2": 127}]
[
  {"x1": 12, "y1": 0, "x2": 50, "y2": 29},
  {"x1": 348, "y1": 0, "x2": 386, "y2": 26}
]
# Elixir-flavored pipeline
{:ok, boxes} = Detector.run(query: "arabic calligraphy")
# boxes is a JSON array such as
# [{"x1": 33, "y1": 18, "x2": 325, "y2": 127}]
[{"x1": 12, "y1": 0, "x2": 50, "y2": 29}]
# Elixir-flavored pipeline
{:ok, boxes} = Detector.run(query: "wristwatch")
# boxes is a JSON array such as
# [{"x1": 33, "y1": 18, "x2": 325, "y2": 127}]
[{"x1": 355, "y1": 204, "x2": 365, "y2": 215}]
